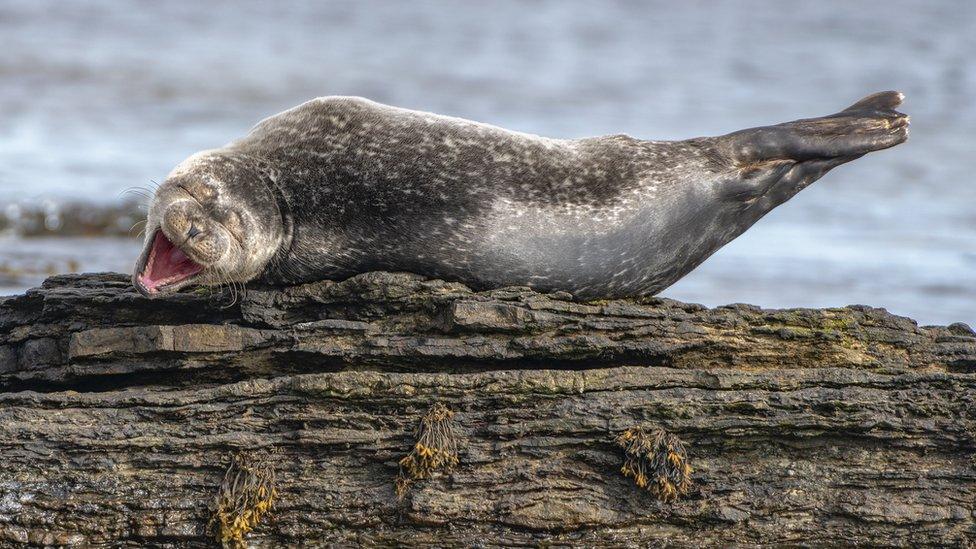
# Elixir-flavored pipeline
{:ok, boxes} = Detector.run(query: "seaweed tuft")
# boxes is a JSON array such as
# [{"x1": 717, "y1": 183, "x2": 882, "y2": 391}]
[
  {"x1": 395, "y1": 403, "x2": 460, "y2": 500},
  {"x1": 615, "y1": 426, "x2": 692, "y2": 501},
  {"x1": 211, "y1": 450, "x2": 278, "y2": 548}
]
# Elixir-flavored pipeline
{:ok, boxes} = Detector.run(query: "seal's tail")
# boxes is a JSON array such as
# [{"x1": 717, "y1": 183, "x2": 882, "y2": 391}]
[{"x1": 729, "y1": 91, "x2": 909, "y2": 165}]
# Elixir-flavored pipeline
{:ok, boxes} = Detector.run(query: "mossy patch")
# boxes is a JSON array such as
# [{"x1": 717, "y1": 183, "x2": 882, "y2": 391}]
[
  {"x1": 211, "y1": 451, "x2": 278, "y2": 548},
  {"x1": 396, "y1": 403, "x2": 460, "y2": 500},
  {"x1": 616, "y1": 426, "x2": 692, "y2": 501},
  {"x1": 751, "y1": 311, "x2": 866, "y2": 351},
  {"x1": 821, "y1": 316, "x2": 856, "y2": 331}
]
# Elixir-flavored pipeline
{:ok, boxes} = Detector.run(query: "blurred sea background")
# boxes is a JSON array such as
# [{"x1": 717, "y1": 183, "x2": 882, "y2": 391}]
[{"x1": 1, "y1": 0, "x2": 973, "y2": 325}]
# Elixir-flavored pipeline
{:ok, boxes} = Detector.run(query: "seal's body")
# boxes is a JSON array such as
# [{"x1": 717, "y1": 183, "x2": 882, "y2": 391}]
[{"x1": 134, "y1": 92, "x2": 909, "y2": 299}]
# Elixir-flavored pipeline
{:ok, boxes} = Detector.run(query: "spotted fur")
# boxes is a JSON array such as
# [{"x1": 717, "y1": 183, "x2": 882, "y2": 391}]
[{"x1": 136, "y1": 92, "x2": 908, "y2": 299}]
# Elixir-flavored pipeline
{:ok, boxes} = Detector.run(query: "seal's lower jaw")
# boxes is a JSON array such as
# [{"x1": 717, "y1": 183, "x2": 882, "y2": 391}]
[{"x1": 134, "y1": 230, "x2": 204, "y2": 298}]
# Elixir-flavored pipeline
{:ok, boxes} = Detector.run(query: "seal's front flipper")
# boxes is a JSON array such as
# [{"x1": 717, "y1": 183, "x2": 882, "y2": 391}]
[{"x1": 727, "y1": 91, "x2": 909, "y2": 165}]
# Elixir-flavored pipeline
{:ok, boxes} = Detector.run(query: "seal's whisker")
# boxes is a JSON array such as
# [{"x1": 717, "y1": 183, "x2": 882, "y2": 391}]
[
  {"x1": 119, "y1": 189, "x2": 154, "y2": 204},
  {"x1": 129, "y1": 219, "x2": 147, "y2": 235}
]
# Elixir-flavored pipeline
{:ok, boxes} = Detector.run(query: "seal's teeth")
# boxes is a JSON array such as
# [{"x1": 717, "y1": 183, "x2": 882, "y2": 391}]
[{"x1": 136, "y1": 274, "x2": 158, "y2": 293}]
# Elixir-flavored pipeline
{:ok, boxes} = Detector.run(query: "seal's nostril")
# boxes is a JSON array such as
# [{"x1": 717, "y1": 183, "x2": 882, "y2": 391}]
[{"x1": 187, "y1": 225, "x2": 201, "y2": 239}]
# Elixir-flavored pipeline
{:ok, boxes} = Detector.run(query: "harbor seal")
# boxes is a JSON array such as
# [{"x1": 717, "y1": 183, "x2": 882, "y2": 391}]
[{"x1": 133, "y1": 91, "x2": 909, "y2": 299}]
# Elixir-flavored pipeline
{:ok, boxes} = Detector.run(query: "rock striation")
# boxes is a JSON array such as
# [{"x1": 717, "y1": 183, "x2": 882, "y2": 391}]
[{"x1": 0, "y1": 272, "x2": 974, "y2": 546}]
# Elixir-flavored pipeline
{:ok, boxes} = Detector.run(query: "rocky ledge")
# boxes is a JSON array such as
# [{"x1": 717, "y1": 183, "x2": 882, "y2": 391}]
[{"x1": 0, "y1": 272, "x2": 974, "y2": 547}]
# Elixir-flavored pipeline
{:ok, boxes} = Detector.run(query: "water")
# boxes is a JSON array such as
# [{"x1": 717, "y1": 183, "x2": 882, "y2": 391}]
[
  {"x1": 1, "y1": 0, "x2": 974, "y2": 324},
  {"x1": 0, "y1": 236, "x2": 141, "y2": 295}
]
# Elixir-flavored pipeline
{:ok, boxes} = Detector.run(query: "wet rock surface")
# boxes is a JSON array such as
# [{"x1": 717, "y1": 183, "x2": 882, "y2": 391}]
[{"x1": 0, "y1": 272, "x2": 974, "y2": 546}]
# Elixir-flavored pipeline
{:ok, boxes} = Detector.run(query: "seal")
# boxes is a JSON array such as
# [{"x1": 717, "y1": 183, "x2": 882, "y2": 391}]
[{"x1": 133, "y1": 91, "x2": 909, "y2": 299}]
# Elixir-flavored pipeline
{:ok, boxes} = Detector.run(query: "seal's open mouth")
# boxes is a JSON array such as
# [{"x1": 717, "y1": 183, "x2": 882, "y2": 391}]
[{"x1": 135, "y1": 230, "x2": 203, "y2": 295}]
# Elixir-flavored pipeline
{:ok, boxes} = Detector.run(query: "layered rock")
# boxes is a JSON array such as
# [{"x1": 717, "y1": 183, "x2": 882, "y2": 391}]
[{"x1": 0, "y1": 272, "x2": 974, "y2": 546}]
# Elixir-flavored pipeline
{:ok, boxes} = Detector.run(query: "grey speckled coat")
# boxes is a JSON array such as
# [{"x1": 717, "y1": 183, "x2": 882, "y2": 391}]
[{"x1": 148, "y1": 91, "x2": 909, "y2": 299}]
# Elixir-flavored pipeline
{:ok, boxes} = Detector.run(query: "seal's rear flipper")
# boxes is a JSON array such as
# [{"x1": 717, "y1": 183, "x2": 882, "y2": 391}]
[
  {"x1": 841, "y1": 90, "x2": 906, "y2": 113},
  {"x1": 728, "y1": 91, "x2": 909, "y2": 165}
]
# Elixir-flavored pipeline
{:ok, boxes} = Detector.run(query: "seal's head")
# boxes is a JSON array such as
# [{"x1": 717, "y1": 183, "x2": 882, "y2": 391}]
[{"x1": 133, "y1": 151, "x2": 286, "y2": 298}]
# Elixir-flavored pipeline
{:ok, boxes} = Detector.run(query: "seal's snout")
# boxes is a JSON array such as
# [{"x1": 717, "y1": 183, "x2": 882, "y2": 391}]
[{"x1": 133, "y1": 230, "x2": 204, "y2": 297}]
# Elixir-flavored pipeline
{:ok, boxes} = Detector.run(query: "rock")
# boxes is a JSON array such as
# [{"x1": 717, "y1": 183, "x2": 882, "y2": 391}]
[{"x1": 0, "y1": 271, "x2": 974, "y2": 546}]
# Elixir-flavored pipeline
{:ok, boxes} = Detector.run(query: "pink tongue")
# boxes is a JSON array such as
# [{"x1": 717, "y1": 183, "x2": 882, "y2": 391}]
[{"x1": 138, "y1": 231, "x2": 203, "y2": 291}]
